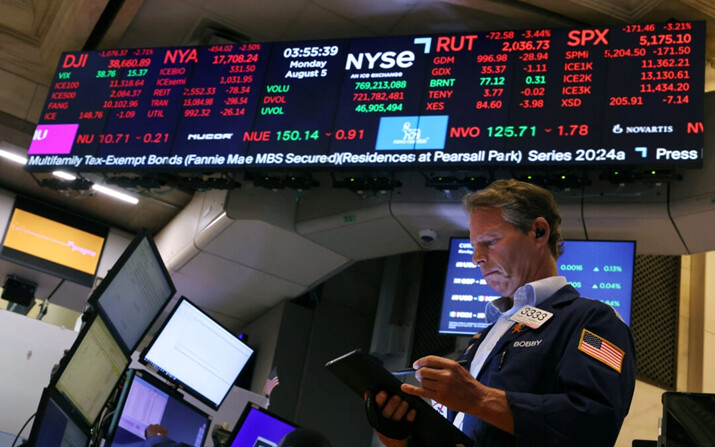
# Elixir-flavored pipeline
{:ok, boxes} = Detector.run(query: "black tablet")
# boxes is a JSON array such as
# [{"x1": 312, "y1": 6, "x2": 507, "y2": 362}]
[{"x1": 325, "y1": 349, "x2": 473, "y2": 447}]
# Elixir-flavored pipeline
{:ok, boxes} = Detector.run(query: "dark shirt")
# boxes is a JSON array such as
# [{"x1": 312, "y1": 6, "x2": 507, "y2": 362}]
[{"x1": 452, "y1": 285, "x2": 637, "y2": 446}]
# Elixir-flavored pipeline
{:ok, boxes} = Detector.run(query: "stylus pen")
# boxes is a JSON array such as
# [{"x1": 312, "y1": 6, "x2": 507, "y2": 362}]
[{"x1": 391, "y1": 359, "x2": 469, "y2": 376}]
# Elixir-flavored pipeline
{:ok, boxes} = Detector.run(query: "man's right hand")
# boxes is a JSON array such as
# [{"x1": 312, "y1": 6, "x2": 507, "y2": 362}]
[{"x1": 144, "y1": 424, "x2": 168, "y2": 439}]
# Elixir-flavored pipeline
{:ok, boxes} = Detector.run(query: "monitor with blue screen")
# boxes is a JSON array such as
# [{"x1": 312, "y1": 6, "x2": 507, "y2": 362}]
[
  {"x1": 26, "y1": 387, "x2": 90, "y2": 447},
  {"x1": 227, "y1": 403, "x2": 297, "y2": 447},
  {"x1": 439, "y1": 238, "x2": 635, "y2": 335},
  {"x1": 105, "y1": 369, "x2": 210, "y2": 447}
]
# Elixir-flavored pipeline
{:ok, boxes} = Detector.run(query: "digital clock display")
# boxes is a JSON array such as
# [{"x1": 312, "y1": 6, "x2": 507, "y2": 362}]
[
  {"x1": 26, "y1": 21, "x2": 705, "y2": 172},
  {"x1": 282, "y1": 45, "x2": 341, "y2": 58}
]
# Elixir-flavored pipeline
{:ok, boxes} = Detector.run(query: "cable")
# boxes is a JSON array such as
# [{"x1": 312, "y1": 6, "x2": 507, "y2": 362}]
[
  {"x1": 37, "y1": 279, "x2": 65, "y2": 320},
  {"x1": 11, "y1": 412, "x2": 35, "y2": 447},
  {"x1": 91, "y1": 408, "x2": 115, "y2": 447},
  {"x1": 82, "y1": 0, "x2": 126, "y2": 51},
  {"x1": 666, "y1": 182, "x2": 690, "y2": 254}
]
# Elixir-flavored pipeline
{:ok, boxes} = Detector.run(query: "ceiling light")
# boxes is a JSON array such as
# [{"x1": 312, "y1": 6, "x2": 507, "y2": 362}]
[
  {"x1": 0, "y1": 148, "x2": 27, "y2": 165},
  {"x1": 91, "y1": 184, "x2": 139, "y2": 204},
  {"x1": 52, "y1": 171, "x2": 77, "y2": 180}
]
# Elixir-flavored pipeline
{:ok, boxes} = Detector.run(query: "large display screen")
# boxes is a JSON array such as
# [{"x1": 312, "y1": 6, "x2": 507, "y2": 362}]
[
  {"x1": 26, "y1": 21, "x2": 704, "y2": 172},
  {"x1": 0, "y1": 196, "x2": 107, "y2": 286},
  {"x1": 439, "y1": 238, "x2": 635, "y2": 335},
  {"x1": 88, "y1": 230, "x2": 175, "y2": 354},
  {"x1": 54, "y1": 314, "x2": 130, "y2": 425},
  {"x1": 140, "y1": 297, "x2": 254, "y2": 409},
  {"x1": 105, "y1": 370, "x2": 210, "y2": 447}
]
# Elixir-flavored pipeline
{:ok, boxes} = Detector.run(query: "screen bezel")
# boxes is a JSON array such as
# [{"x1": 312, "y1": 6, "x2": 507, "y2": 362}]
[
  {"x1": 104, "y1": 369, "x2": 211, "y2": 447},
  {"x1": 50, "y1": 311, "x2": 130, "y2": 426},
  {"x1": 139, "y1": 296, "x2": 254, "y2": 410},
  {"x1": 659, "y1": 391, "x2": 715, "y2": 447},
  {"x1": 225, "y1": 402, "x2": 299, "y2": 447},
  {"x1": 26, "y1": 386, "x2": 92, "y2": 447},
  {"x1": 438, "y1": 237, "x2": 637, "y2": 335},
  {"x1": 86, "y1": 228, "x2": 176, "y2": 355},
  {"x1": 0, "y1": 195, "x2": 108, "y2": 287}
]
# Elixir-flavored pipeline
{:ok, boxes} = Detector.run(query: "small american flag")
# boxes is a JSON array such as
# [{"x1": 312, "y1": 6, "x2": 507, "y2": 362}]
[
  {"x1": 578, "y1": 329, "x2": 624, "y2": 372},
  {"x1": 263, "y1": 367, "x2": 280, "y2": 397}
]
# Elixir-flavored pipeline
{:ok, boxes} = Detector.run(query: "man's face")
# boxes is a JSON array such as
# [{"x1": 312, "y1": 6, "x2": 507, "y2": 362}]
[{"x1": 469, "y1": 207, "x2": 541, "y2": 298}]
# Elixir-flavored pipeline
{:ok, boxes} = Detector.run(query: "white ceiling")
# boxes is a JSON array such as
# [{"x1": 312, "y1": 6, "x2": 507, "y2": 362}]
[{"x1": 1, "y1": 0, "x2": 715, "y2": 330}]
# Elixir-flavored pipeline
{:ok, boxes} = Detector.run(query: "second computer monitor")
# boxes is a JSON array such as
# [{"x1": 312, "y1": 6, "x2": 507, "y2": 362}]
[
  {"x1": 105, "y1": 370, "x2": 210, "y2": 447},
  {"x1": 26, "y1": 387, "x2": 91, "y2": 447},
  {"x1": 140, "y1": 297, "x2": 254, "y2": 409}
]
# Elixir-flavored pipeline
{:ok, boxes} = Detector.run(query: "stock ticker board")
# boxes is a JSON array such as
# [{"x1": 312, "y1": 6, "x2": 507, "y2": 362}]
[{"x1": 26, "y1": 21, "x2": 705, "y2": 172}]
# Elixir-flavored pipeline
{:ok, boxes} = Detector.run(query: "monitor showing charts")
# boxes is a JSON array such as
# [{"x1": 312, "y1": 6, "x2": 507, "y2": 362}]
[
  {"x1": 227, "y1": 403, "x2": 298, "y2": 447},
  {"x1": 26, "y1": 387, "x2": 90, "y2": 447},
  {"x1": 439, "y1": 238, "x2": 635, "y2": 335},
  {"x1": 88, "y1": 229, "x2": 175, "y2": 354},
  {"x1": 105, "y1": 370, "x2": 210, "y2": 447},
  {"x1": 140, "y1": 297, "x2": 254, "y2": 409},
  {"x1": 53, "y1": 313, "x2": 130, "y2": 425}
]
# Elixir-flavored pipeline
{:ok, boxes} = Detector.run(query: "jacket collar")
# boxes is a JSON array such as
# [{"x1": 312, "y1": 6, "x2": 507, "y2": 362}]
[
  {"x1": 463, "y1": 284, "x2": 580, "y2": 363},
  {"x1": 485, "y1": 276, "x2": 568, "y2": 323}
]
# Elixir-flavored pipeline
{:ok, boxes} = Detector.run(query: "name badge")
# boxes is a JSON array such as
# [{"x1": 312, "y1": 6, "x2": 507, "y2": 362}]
[{"x1": 510, "y1": 305, "x2": 553, "y2": 329}]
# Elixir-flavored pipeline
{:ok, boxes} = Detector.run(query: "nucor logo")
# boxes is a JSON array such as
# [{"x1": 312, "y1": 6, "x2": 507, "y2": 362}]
[{"x1": 187, "y1": 133, "x2": 234, "y2": 140}]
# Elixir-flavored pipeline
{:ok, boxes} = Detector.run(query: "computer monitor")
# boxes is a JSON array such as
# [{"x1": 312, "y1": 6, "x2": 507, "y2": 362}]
[
  {"x1": 105, "y1": 369, "x2": 210, "y2": 447},
  {"x1": 439, "y1": 238, "x2": 636, "y2": 335},
  {"x1": 226, "y1": 403, "x2": 298, "y2": 447},
  {"x1": 88, "y1": 229, "x2": 175, "y2": 354},
  {"x1": 26, "y1": 387, "x2": 91, "y2": 447},
  {"x1": 140, "y1": 297, "x2": 254, "y2": 409},
  {"x1": 53, "y1": 313, "x2": 130, "y2": 425},
  {"x1": 659, "y1": 391, "x2": 715, "y2": 447}
]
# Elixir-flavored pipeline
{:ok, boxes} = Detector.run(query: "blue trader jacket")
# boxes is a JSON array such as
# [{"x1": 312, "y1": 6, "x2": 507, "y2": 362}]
[
  {"x1": 139, "y1": 436, "x2": 189, "y2": 447},
  {"x1": 451, "y1": 285, "x2": 637, "y2": 447}
]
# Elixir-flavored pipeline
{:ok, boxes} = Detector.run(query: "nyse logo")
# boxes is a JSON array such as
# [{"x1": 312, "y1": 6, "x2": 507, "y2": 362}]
[{"x1": 345, "y1": 50, "x2": 415, "y2": 70}]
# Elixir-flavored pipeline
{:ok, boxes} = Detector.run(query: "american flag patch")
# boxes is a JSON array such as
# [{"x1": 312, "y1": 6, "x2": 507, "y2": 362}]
[{"x1": 578, "y1": 329, "x2": 625, "y2": 373}]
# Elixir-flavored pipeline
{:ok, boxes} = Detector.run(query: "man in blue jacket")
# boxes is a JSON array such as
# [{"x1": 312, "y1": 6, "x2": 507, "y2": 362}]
[{"x1": 371, "y1": 179, "x2": 637, "y2": 446}]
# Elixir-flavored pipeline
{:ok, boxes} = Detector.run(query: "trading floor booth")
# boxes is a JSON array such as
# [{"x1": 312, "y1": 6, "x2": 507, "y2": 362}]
[{"x1": 21, "y1": 231, "x2": 271, "y2": 447}]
